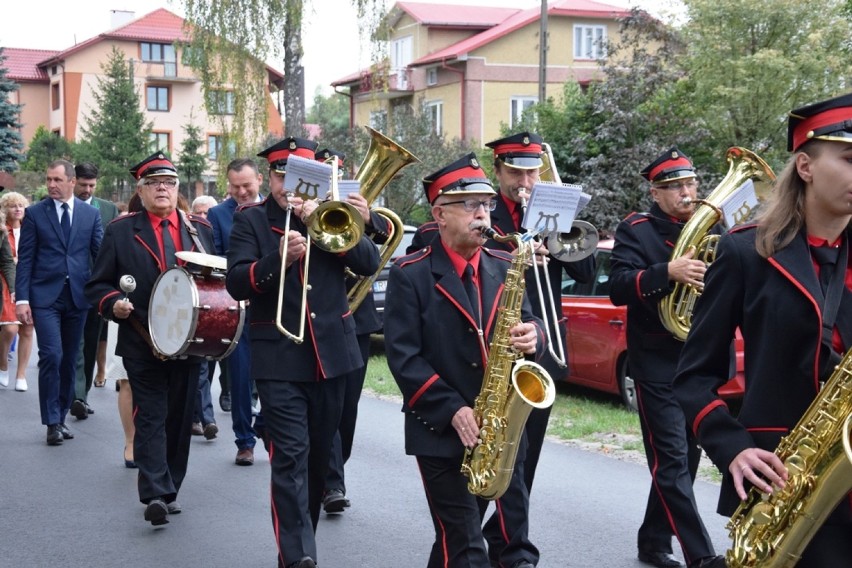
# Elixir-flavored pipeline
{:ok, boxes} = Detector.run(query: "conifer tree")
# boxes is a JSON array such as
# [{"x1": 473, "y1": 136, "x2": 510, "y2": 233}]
[{"x1": 0, "y1": 47, "x2": 25, "y2": 173}]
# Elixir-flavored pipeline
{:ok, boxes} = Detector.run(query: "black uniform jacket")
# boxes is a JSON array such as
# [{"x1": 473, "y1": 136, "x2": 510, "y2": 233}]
[
  {"x1": 407, "y1": 196, "x2": 595, "y2": 380},
  {"x1": 609, "y1": 203, "x2": 721, "y2": 382},
  {"x1": 384, "y1": 241, "x2": 545, "y2": 458},
  {"x1": 351, "y1": 210, "x2": 392, "y2": 335},
  {"x1": 674, "y1": 225, "x2": 852, "y2": 516},
  {"x1": 85, "y1": 211, "x2": 214, "y2": 362},
  {"x1": 225, "y1": 198, "x2": 380, "y2": 381}
]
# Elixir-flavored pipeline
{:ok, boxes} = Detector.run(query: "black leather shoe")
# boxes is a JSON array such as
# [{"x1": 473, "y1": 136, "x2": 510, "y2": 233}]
[
  {"x1": 322, "y1": 489, "x2": 349, "y2": 513},
  {"x1": 638, "y1": 550, "x2": 684, "y2": 568},
  {"x1": 219, "y1": 392, "x2": 231, "y2": 412},
  {"x1": 144, "y1": 499, "x2": 169, "y2": 526},
  {"x1": 57, "y1": 423, "x2": 74, "y2": 439},
  {"x1": 689, "y1": 556, "x2": 726, "y2": 568},
  {"x1": 46, "y1": 425, "x2": 63, "y2": 446},
  {"x1": 511, "y1": 561, "x2": 535, "y2": 568},
  {"x1": 70, "y1": 399, "x2": 88, "y2": 420},
  {"x1": 166, "y1": 501, "x2": 181, "y2": 515},
  {"x1": 86, "y1": 402, "x2": 94, "y2": 415},
  {"x1": 285, "y1": 557, "x2": 316, "y2": 568}
]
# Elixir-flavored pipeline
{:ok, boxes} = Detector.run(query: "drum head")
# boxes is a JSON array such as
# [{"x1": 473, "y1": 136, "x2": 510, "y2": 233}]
[
  {"x1": 175, "y1": 251, "x2": 227, "y2": 271},
  {"x1": 149, "y1": 267, "x2": 198, "y2": 357}
]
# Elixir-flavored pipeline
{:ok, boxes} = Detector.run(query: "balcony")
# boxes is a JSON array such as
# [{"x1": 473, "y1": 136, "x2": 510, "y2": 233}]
[
  {"x1": 357, "y1": 63, "x2": 413, "y2": 100},
  {"x1": 138, "y1": 61, "x2": 199, "y2": 84}
]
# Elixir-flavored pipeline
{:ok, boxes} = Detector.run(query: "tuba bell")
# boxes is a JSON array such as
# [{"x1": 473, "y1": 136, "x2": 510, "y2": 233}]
[
  {"x1": 658, "y1": 147, "x2": 775, "y2": 341},
  {"x1": 346, "y1": 126, "x2": 420, "y2": 312}
]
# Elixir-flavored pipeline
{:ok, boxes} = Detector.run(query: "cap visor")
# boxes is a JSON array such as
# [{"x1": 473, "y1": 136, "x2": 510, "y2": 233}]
[{"x1": 502, "y1": 156, "x2": 543, "y2": 169}]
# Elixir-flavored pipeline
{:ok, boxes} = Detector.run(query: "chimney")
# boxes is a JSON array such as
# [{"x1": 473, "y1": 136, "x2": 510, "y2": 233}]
[{"x1": 110, "y1": 9, "x2": 135, "y2": 29}]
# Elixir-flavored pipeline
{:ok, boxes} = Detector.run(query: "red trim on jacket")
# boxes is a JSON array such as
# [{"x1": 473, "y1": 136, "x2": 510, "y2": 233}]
[
  {"x1": 634, "y1": 270, "x2": 645, "y2": 299},
  {"x1": 134, "y1": 234, "x2": 164, "y2": 272},
  {"x1": 692, "y1": 399, "x2": 727, "y2": 435},
  {"x1": 98, "y1": 290, "x2": 121, "y2": 317},
  {"x1": 249, "y1": 261, "x2": 262, "y2": 293},
  {"x1": 409, "y1": 373, "x2": 440, "y2": 407}
]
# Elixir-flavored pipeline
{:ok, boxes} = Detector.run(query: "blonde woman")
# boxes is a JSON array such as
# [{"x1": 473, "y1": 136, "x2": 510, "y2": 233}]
[{"x1": 0, "y1": 191, "x2": 26, "y2": 391}]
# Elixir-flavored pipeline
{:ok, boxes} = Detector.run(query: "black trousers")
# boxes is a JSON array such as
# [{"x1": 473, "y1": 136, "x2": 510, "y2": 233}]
[
  {"x1": 123, "y1": 357, "x2": 199, "y2": 505},
  {"x1": 74, "y1": 306, "x2": 106, "y2": 402},
  {"x1": 325, "y1": 332, "x2": 371, "y2": 493},
  {"x1": 256, "y1": 377, "x2": 345, "y2": 568},
  {"x1": 636, "y1": 380, "x2": 715, "y2": 565}
]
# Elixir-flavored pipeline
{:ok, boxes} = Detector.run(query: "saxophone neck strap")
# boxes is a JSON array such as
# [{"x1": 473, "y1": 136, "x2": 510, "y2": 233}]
[{"x1": 817, "y1": 235, "x2": 848, "y2": 382}]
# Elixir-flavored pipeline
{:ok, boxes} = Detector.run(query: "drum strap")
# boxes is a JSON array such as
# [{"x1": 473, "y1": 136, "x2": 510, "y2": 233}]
[{"x1": 179, "y1": 211, "x2": 208, "y2": 255}]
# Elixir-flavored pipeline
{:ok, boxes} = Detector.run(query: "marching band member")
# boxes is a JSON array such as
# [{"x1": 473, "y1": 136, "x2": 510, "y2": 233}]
[
  {"x1": 225, "y1": 137, "x2": 379, "y2": 568},
  {"x1": 675, "y1": 92, "x2": 852, "y2": 567},
  {"x1": 610, "y1": 148, "x2": 723, "y2": 568},
  {"x1": 385, "y1": 153, "x2": 544, "y2": 568},
  {"x1": 85, "y1": 152, "x2": 214, "y2": 526}
]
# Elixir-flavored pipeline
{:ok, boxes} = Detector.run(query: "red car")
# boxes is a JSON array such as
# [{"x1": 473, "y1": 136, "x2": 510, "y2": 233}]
[{"x1": 559, "y1": 239, "x2": 744, "y2": 411}]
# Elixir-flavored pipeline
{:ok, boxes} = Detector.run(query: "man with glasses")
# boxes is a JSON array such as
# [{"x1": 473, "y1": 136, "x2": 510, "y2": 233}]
[
  {"x1": 385, "y1": 153, "x2": 544, "y2": 568},
  {"x1": 609, "y1": 147, "x2": 724, "y2": 568},
  {"x1": 86, "y1": 152, "x2": 215, "y2": 526}
]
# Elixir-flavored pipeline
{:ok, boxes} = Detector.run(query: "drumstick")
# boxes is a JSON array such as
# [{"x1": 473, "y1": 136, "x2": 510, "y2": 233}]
[{"x1": 120, "y1": 275, "x2": 136, "y2": 301}]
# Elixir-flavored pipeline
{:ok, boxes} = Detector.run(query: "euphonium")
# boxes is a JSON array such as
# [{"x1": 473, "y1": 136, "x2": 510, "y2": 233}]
[
  {"x1": 460, "y1": 228, "x2": 556, "y2": 500},
  {"x1": 347, "y1": 126, "x2": 420, "y2": 312},
  {"x1": 726, "y1": 346, "x2": 852, "y2": 567},
  {"x1": 659, "y1": 147, "x2": 775, "y2": 340}
]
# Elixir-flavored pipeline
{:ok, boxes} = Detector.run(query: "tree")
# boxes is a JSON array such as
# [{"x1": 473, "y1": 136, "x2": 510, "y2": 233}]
[
  {"x1": 182, "y1": 0, "x2": 381, "y2": 142},
  {"x1": 176, "y1": 108, "x2": 208, "y2": 200},
  {"x1": 21, "y1": 125, "x2": 75, "y2": 173},
  {"x1": 306, "y1": 88, "x2": 350, "y2": 133},
  {"x1": 78, "y1": 47, "x2": 152, "y2": 200},
  {"x1": 0, "y1": 47, "x2": 24, "y2": 173}
]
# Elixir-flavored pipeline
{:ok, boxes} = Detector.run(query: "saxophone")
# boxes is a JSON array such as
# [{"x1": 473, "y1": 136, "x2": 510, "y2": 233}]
[
  {"x1": 460, "y1": 228, "x2": 556, "y2": 500},
  {"x1": 726, "y1": 346, "x2": 852, "y2": 567}
]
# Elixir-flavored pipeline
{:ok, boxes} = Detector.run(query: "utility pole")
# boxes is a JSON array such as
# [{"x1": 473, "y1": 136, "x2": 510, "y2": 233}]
[{"x1": 538, "y1": 0, "x2": 548, "y2": 104}]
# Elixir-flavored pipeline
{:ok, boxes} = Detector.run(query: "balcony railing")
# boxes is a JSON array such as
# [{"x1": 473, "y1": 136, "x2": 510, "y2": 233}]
[{"x1": 358, "y1": 63, "x2": 413, "y2": 94}]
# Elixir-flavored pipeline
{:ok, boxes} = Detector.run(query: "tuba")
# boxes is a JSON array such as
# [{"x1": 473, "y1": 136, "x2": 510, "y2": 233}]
[
  {"x1": 346, "y1": 126, "x2": 420, "y2": 312},
  {"x1": 460, "y1": 228, "x2": 556, "y2": 500},
  {"x1": 659, "y1": 147, "x2": 775, "y2": 341},
  {"x1": 726, "y1": 346, "x2": 852, "y2": 567}
]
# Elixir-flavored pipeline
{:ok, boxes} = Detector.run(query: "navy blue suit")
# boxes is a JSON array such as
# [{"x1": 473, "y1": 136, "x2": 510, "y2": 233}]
[
  {"x1": 207, "y1": 197, "x2": 237, "y2": 256},
  {"x1": 16, "y1": 197, "x2": 103, "y2": 426}
]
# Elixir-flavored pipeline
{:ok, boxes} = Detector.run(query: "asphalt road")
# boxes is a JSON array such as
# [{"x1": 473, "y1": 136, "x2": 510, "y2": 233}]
[{"x1": 0, "y1": 357, "x2": 734, "y2": 567}]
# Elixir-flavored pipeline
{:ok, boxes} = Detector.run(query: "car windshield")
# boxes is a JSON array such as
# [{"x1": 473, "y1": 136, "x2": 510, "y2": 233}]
[{"x1": 392, "y1": 230, "x2": 415, "y2": 259}]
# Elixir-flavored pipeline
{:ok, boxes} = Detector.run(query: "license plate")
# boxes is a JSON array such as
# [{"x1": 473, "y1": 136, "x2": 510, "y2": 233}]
[{"x1": 373, "y1": 280, "x2": 387, "y2": 293}]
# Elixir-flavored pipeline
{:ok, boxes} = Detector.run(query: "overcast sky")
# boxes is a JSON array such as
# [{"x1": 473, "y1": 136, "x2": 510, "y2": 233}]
[{"x1": 2, "y1": 0, "x2": 683, "y2": 105}]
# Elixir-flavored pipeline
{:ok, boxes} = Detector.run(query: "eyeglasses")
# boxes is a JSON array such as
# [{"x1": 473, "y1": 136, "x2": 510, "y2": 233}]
[
  {"x1": 654, "y1": 179, "x2": 698, "y2": 191},
  {"x1": 144, "y1": 178, "x2": 178, "y2": 189},
  {"x1": 439, "y1": 198, "x2": 497, "y2": 212}
]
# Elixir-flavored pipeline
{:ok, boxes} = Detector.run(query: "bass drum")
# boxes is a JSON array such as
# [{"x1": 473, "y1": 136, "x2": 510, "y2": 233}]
[{"x1": 148, "y1": 266, "x2": 245, "y2": 360}]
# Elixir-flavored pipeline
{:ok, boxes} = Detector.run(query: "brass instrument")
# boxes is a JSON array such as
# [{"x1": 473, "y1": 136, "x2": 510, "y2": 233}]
[
  {"x1": 275, "y1": 192, "x2": 311, "y2": 344},
  {"x1": 460, "y1": 228, "x2": 556, "y2": 500},
  {"x1": 659, "y1": 147, "x2": 775, "y2": 340},
  {"x1": 726, "y1": 346, "x2": 852, "y2": 567},
  {"x1": 347, "y1": 126, "x2": 419, "y2": 312},
  {"x1": 306, "y1": 158, "x2": 365, "y2": 253}
]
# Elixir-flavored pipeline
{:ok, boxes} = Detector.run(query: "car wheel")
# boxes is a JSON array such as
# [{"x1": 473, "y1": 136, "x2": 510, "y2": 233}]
[{"x1": 618, "y1": 357, "x2": 638, "y2": 412}]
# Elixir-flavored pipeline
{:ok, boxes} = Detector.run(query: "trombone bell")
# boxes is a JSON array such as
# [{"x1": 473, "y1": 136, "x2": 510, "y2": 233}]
[
  {"x1": 547, "y1": 220, "x2": 598, "y2": 262},
  {"x1": 307, "y1": 200, "x2": 365, "y2": 253}
]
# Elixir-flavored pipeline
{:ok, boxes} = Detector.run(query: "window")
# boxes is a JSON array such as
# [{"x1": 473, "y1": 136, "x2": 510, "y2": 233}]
[
  {"x1": 141, "y1": 42, "x2": 177, "y2": 76},
  {"x1": 573, "y1": 24, "x2": 607, "y2": 60},
  {"x1": 149, "y1": 132, "x2": 170, "y2": 153},
  {"x1": 146, "y1": 85, "x2": 170, "y2": 111},
  {"x1": 391, "y1": 36, "x2": 412, "y2": 89},
  {"x1": 208, "y1": 135, "x2": 223, "y2": 160},
  {"x1": 426, "y1": 68, "x2": 438, "y2": 86},
  {"x1": 209, "y1": 90, "x2": 235, "y2": 115},
  {"x1": 51, "y1": 83, "x2": 60, "y2": 110},
  {"x1": 424, "y1": 101, "x2": 443, "y2": 136},
  {"x1": 51, "y1": 65, "x2": 57, "y2": 75},
  {"x1": 510, "y1": 96, "x2": 538, "y2": 128}
]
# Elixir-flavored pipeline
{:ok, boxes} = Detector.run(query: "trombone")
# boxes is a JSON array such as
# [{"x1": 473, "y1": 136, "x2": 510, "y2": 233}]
[{"x1": 275, "y1": 190, "x2": 311, "y2": 344}]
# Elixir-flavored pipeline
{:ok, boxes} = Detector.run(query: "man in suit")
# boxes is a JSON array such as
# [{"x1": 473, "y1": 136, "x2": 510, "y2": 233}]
[
  {"x1": 207, "y1": 157, "x2": 264, "y2": 465},
  {"x1": 610, "y1": 147, "x2": 723, "y2": 568},
  {"x1": 15, "y1": 159, "x2": 103, "y2": 445},
  {"x1": 86, "y1": 152, "x2": 215, "y2": 526},
  {"x1": 384, "y1": 153, "x2": 545, "y2": 568},
  {"x1": 226, "y1": 137, "x2": 379, "y2": 568},
  {"x1": 71, "y1": 162, "x2": 119, "y2": 419}
]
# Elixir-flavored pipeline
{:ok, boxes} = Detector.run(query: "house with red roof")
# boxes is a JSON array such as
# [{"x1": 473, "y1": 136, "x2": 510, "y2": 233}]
[
  {"x1": 3, "y1": 8, "x2": 284, "y2": 194},
  {"x1": 332, "y1": 0, "x2": 631, "y2": 144}
]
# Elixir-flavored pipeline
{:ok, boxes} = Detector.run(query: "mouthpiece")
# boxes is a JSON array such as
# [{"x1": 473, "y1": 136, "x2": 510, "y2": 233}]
[
  {"x1": 479, "y1": 226, "x2": 498, "y2": 239},
  {"x1": 119, "y1": 275, "x2": 137, "y2": 294},
  {"x1": 680, "y1": 197, "x2": 694, "y2": 206}
]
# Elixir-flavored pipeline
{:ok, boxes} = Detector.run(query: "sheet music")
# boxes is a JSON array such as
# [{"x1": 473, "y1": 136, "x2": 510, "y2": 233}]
[
  {"x1": 337, "y1": 180, "x2": 361, "y2": 201},
  {"x1": 282, "y1": 154, "x2": 332, "y2": 200},
  {"x1": 720, "y1": 178, "x2": 759, "y2": 228},
  {"x1": 522, "y1": 182, "x2": 583, "y2": 234}
]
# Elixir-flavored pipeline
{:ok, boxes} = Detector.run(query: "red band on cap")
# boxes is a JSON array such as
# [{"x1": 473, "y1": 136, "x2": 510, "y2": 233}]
[
  {"x1": 428, "y1": 166, "x2": 484, "y2": 203},
  {"x1": 137, "y1": 158, "x2": 174, "y2": 179},
  {"x1": 492, "y1": 142, "x2": 543, "y2": 158},
  {"x1": 792, "y1": 106, "x2": 852, "y2": 151},
  {"x1": 266, "y1": 147, "x2": 316, "y2": 164},
  {"x1": 649, "y1": 156, "x2": 693, "y2": 183}
]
